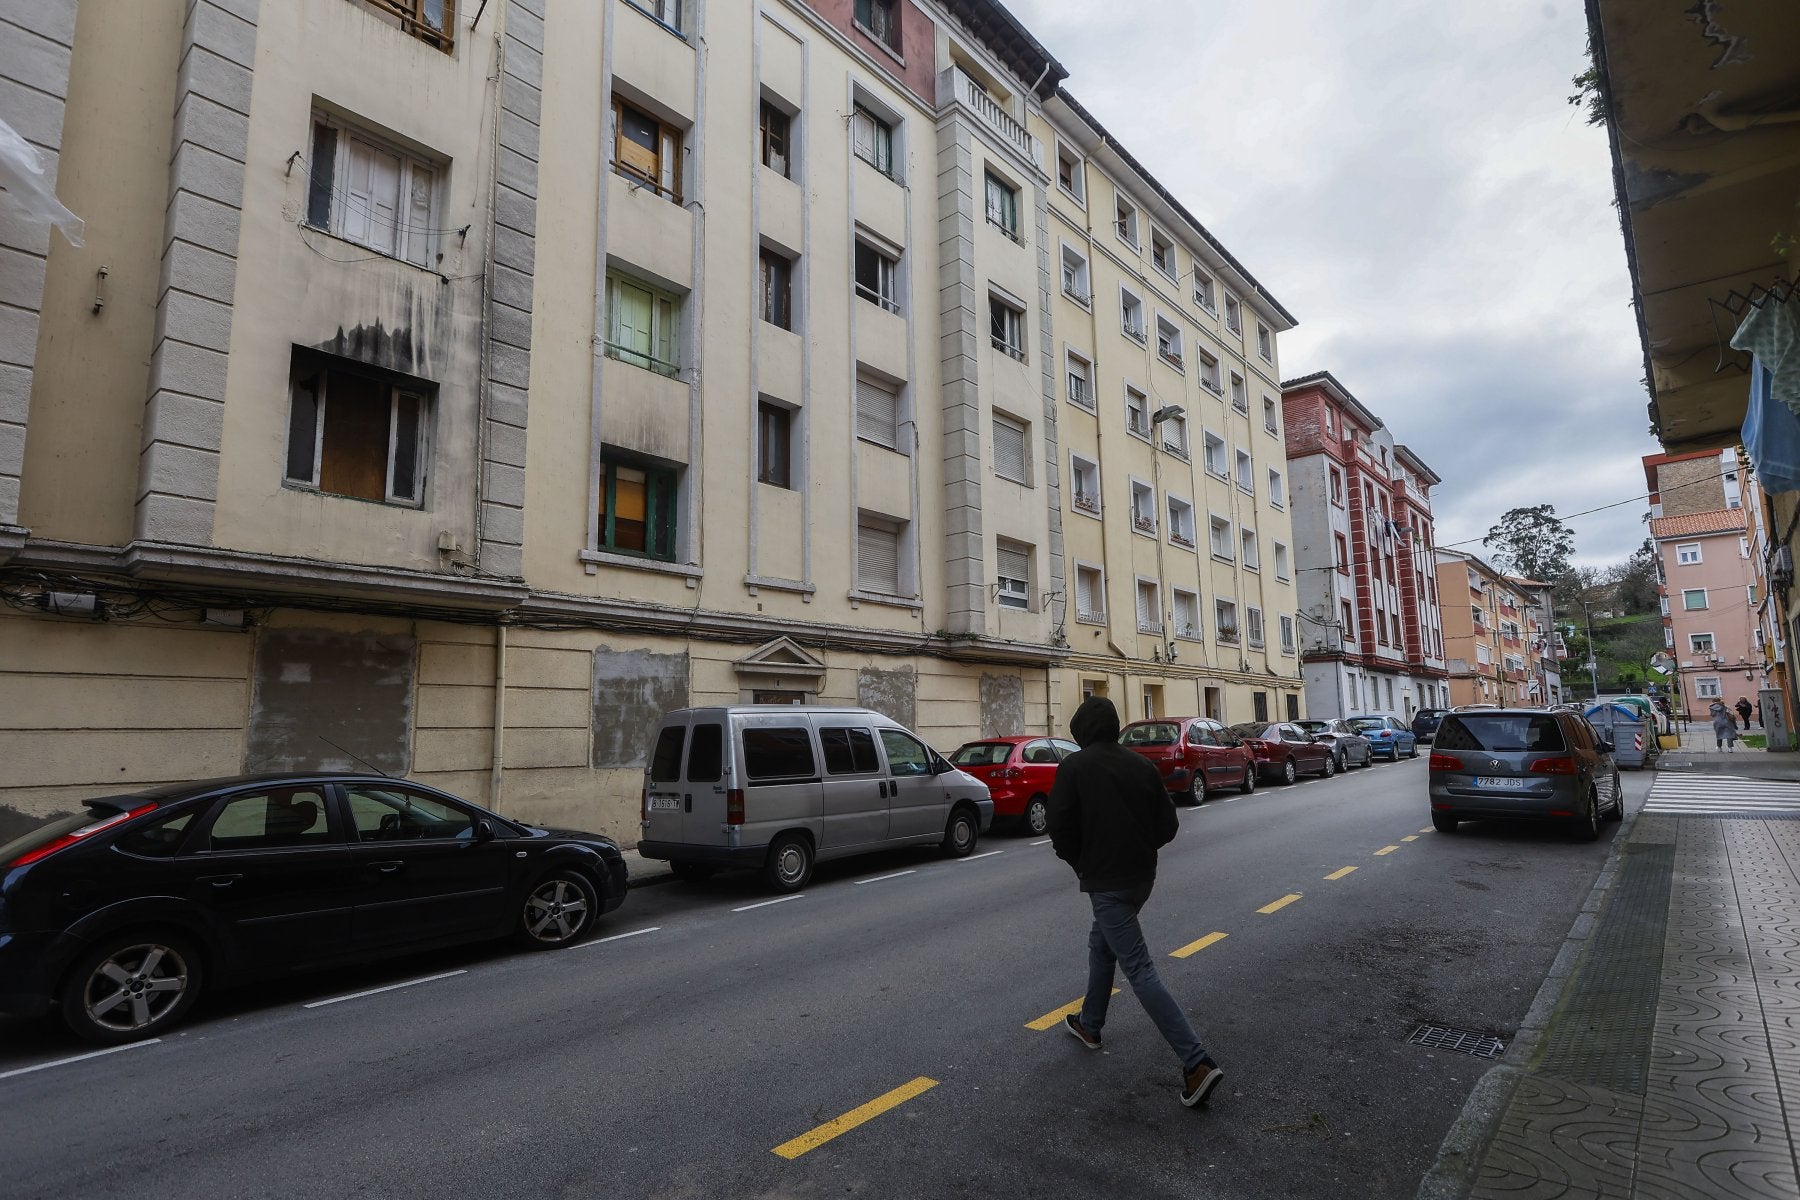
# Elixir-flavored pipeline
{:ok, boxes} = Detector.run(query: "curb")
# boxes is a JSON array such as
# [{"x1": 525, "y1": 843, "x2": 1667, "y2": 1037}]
[{"x1": 1413, "y1": 806, "x2": 1642, "y2": 1200}]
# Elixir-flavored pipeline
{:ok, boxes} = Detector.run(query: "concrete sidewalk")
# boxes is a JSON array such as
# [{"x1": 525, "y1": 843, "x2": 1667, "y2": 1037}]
[
  {"x1": 1657, "y1": 721, "x2": 1800, "y2": 782},
  {"x1": 1419, "y1": 770, "x2": 1800, "y2": 1199}
]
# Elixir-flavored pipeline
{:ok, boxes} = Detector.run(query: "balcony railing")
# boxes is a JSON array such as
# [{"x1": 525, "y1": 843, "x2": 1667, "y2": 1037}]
[
  {"x1": 1133, "y1": 513, "x2": 1157, "y2": 533},
  {"x1": 1171, "y1": 532, "x2": 1195, "y2": 549},
  {"x1": 1123, "y1": 321, "x2": 1147, "y2": 345},
  {"x1": 1217, "y1": 627, "x2": 1240, "y2": 646},
  {"x1": 1073, "y1": 492, "x2": 1100, "y2": 514},
  {"x1": 939, "y1": 67, "x2": 1040, "y2": 163},
  {"x1": 1158, "y1": 349, "x2": 1184, "y2": 369}
]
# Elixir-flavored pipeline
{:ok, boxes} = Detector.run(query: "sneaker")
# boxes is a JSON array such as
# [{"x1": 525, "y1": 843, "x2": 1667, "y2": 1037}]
[
  {"x1": 1064, "y1": 1013, "x2": 1102, "y2": 1050},
  {"x1": 1181, "y1": 1057, "x2": 1224, "y2": 1107}
]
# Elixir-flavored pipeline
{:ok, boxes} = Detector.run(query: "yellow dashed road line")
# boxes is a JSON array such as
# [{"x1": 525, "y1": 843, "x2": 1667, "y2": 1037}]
[
  {"x1": 1374, "y1": 845, "x2": 1400, "y2": 856},
  {"x1": 1170, "y1": 932, "x2": 1228, "y2": 959},
  {"x1": 1025, "y1": 989, "x2": 1119, "y2": 1031},
  {"x1": 772, "y1": 1077, "x2": 938, "y2": 1159},
  {"x1": 1401, "y1": 835, "x2": 1419, "y2": 842},
  {"x1": 1324, "y1": 866, "x2": 1357, "y2": 881},
  {"x1": 1420, "y1": 827, "x2": 1434, "y2": 834},
  {"x1": 1257, "y1": 893, "x2": 1302, "y2": 914}
]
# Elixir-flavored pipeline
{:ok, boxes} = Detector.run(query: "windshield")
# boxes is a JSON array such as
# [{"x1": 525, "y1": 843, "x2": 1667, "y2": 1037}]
[
  {"x1": 1347, "y1": 718, "x2": 1386, "y2": 734},
  {"x1": 1296, "y1": 721, "x2": 1330, "y2": 734},
  {"x1": 1120, "y1": 723, "x2": 1180, "y2": 746},
  {"x1": 951, "y1": 743, "x2": 1013, "y2": 767},
  {"x1": 1436, "y1": 714, "x2": 1567, "y2": 753},
  {"x1": 1228, "y1": 723, "x2": 1272, "y2": 739}
]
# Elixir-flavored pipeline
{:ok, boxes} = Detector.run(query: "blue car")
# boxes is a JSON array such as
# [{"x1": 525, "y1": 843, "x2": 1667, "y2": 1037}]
[
  {"x1": 1347, "y1": 715, "x2": 1419, "y2": 761},
  {"x1": 1411, "y1": 708, "x2": 1448, "y2": 744}
]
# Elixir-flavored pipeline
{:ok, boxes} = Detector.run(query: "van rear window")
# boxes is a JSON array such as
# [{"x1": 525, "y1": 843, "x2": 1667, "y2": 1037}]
[
  {"x1": 744, "y1": 726, "x2": 816, "y2": 780},
  {"x1": 1435, "y1": 714, "x2": 1566, "y2": 753},
  {"x1": 649, "y1": 725, "x2": 687, "y2": 783},
  {"x1": 820, "y1": 727, "x2": 881, "y2": 775},
  {"x1": 687, "y1": 723, "x2": 723, "y2": 782}
]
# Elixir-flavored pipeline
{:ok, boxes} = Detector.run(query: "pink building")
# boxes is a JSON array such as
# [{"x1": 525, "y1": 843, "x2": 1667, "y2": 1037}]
[{"x1": 1651, "y1": 508, "x2": 1759, "y2": 717}]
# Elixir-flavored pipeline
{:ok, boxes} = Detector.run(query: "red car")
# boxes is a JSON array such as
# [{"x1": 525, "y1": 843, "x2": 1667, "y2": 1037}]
[
  {"x1": 1227, "y1": 721, "x2": 1338, "y2": 785},
  {"x1": 1118, "y1": 717, "x2": 1257, "y2": 804},
  {"x1": 949, "y1": 736, "x2": 1079, "y2": 835}
]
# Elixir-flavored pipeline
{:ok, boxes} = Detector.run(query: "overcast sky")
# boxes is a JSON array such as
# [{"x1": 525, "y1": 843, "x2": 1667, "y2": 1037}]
[{"x1": 1009, "y1": 0, "x2": 1660, "y2": 570}]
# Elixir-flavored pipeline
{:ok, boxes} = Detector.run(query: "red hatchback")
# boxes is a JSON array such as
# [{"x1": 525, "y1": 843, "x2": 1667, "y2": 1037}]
[
  {"x1": 1118, "y1": 717, "x2": 1257, "y2": 804},
  {"x1": 1228, "y1": 721, "x2": 1338, "y2": 785},
  {"x1": 949, "y1": 736, "x2": 1079, "y2": 835}
]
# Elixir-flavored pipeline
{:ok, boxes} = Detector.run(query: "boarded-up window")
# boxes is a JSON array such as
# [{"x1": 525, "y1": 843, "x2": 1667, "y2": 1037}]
[
  {"x1": 993, "y1": 414, "x2": 1028, "y2": 483},
  {"x1": 245, "y1": 629, "x2": 416, "y2": 774},
  {"x1": 856, "y1": 375, "x2": 900, "y2": 449},
  {"x1": 286, "y1": 352, "x2": 430, "y2": 507},
  {"x1": 612, "y1": 96, "x2": 682, "y2": 201},
  {"x1": 592, "y1": 649, "x2": 689, "y2": 769},
  {"x1": 857, "y1": 518, "x2": 901, "y2": 595}
]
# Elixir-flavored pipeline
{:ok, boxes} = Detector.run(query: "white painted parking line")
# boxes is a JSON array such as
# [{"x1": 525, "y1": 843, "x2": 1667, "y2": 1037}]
[
  {"x1": 958, "y1": 850, "x2": 1004, "y2": 862},
  {"x1": 856, "y1": 870, "x2": 917, "y2": 886},
  {"x1": 0, "y1": 1040, "x2": 161, "y2": 1081},
  {"x1": 1030, "y1": 838, "x2": 1052, "y2": 846},
  {"x1": 734, "y1": 894, "x2": 804, "y2": 912},
  {"x1": 578, "y1": 925, "x2": 661, "y2": 947},
  {"x1": 303, "y1": 969, "x2": 467, "y2": 1009}
]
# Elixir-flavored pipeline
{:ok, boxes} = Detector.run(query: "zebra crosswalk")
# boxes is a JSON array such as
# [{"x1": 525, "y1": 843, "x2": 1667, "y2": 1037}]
[{"x1": 1644, "y1": 774, "x2": 1800, "y2": 817}]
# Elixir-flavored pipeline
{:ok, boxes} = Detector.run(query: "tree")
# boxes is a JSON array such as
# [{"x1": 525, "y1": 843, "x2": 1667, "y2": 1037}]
[
  {"x1": 1484, "y1": 504, "x2": 1576, "y2": 583},
  {"x1": 1611, "y1": 539, "x2": 1661, "y2": 615}
]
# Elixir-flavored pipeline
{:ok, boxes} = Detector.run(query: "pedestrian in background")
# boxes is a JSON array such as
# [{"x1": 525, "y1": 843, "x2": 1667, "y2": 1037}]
[
  {"x1": 1047, "y1": 695, "x2": 1224, "y2": 1108},
  {"x1": 1711, "y1": 699, "x2": 1739, "y2": 751},
  {"x1": 1736, "y1": 696, "x2": 1754, "y2": 730}
]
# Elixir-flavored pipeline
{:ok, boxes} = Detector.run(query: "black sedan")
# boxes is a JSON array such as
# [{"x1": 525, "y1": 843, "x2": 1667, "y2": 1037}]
[{"x1": 0, "y1": 774, "x2": 629, "y2": 1044}]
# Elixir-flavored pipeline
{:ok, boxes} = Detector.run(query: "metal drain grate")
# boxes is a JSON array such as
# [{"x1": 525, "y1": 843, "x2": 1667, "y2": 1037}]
[{"x1": 1408, "y1": 1024, "x2": 1506, "y2": 1058}]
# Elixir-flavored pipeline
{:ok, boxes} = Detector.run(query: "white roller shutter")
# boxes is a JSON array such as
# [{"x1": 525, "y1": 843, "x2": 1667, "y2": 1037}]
[
  {"x1": 858, "y1": 521, "x2": 900, "y2": 594},
  {"x1": 993, "y1": 415, "x2": 1027, "y2": 482},
  {"x1": 1136, "y1": 582, "x2": 1158, "y2": 630},
  {"x1": 1076, "y1": 567, "x2": 1098, "y2": 617},
  {"x1": 857, "y1": 376, "x2": 900, "y2": 448}
]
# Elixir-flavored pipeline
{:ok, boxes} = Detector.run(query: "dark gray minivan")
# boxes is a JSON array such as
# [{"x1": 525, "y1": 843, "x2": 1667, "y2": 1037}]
[
  {"x1": 636, "y1": 706, "x2": 994, "y2": 892},
  {"x1": 1428, "y1": 708, "x2": 1623, "y2": 839}
]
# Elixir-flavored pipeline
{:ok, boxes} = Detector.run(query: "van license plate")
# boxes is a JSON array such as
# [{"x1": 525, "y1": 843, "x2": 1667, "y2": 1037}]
[
  {"x1": 1475, "y1": 777, "x2": 1529, "y2": 790},
  {"x1": 649, "y1": 796, "x2": 681, "y2": 810}
]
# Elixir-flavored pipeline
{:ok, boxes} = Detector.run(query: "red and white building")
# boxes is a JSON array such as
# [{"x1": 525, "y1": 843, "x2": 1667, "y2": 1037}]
[{"x1": 1283, "y1": 372, "x2": 1448, "y2": 718}]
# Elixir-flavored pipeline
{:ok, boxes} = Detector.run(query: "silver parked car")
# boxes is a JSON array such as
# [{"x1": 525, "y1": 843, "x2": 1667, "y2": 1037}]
[
  {"x1": 1428, "y1": 708, "x2": 1623, "y2": 840},
  {"x1": 1295, "y1": 719, "x2": 1373, "y2": 770}
]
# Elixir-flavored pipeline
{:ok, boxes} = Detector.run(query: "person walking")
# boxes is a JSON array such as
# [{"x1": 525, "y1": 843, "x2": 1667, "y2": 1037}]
[
  {"x1": 1736, "y1": 696, "x2": 1754, "y2": 730},
  {"x1": 1047, "y1": 696, "x2": 1224, "y2": 1108},
  {"x1": 1711, "y1": 699, "x2": 1739, "y2": 751}
]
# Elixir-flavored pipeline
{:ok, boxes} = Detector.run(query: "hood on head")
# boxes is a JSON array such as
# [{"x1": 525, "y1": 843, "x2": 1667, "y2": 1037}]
[{"x1": 1070, "y1": 696, "x2": 1120, "y2": 747}]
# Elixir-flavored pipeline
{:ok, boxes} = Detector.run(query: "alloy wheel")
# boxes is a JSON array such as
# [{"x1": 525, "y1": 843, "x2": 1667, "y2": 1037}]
[
  {"x1": 523, "y1": 876, "x2": 592, "y2": 945},
  {"x1": 80, "y1": 942, "x2": 192, "y2": 1036}
]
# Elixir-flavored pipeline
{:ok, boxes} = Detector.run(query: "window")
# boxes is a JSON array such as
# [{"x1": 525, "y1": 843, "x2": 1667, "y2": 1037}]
[
  {"x1": 612, "y1": 95, "x2": 682, "y2": 202},
  {"x1": 1203, "y1": 431, "x2": 1227, "y2": 477},
  {"x1": 1130, "y1": 480, "x2": 1156, "y2": 534},
  {"x1": 1126, "y1": 386, "x2": 1150, "y2": 437},
  {"x1": 285, "y1": 354, "x2": 430, "y2": 507},
  {"x1": 631, "y1": 0, "x2": 683, "y2": 28},
  {"x1": 606, "y1": 271, "x2": 680, "y2": 376},
  {"x1": 597, "y1": 454, "x2": 678, "y2": 560},
  {"x1": 995, "y1": 541, "x2": 1031, "y2": 610},
  {"x1": 760, "y1": 100, "x2": 791, "y2": 178},
  {"x1": 1268, "y1": 468, "x2": 1285, "y2": 508},
  {"x1": 344, "y1": 785, "x2": 477, "y2": 842},
  {"x1": 759, "y1": 249, "x2": 793, "y2": 330},
  {"x1": 984, "y1": 171, "x2": 1019, "y2": 240},
  {"x1": 1167, "y1": 495, "x2": 1195, "y2": 548},
  {"x1": 1263, "y1": 396, "x2": 1278, "y2": 434},
  {"x1": 206, "y1": 787, "x2": 332, "y2": 850},
  {"x1": 989, "y1": 294, "x2": 1025, "y2": 360},
  {"x1": 1161, "y1": 411, "x2": 1189, "y2": 458},
  {"x1": 1215, "y1": 599, "x2": 1239, "y2": 644},
  {"x1": 1334, "y1": 533, "x2": 1349, "y2": 573},
  {"x1": 1224, "y1": 293, "x2": 1241, "y2": 334},
  {"x1": 1241, "y1": 529, "x2": 1259, "y2": 570},
  {"x1": 856, "y1": 373, "x2": 902, "y2": 450},
  {"x1": 1246, "y1": 607, "x2": 1265, "y2": 648},
  {"x1": 1075, "y1": 564, "x2": 1105, "y2": 622},
  {"x1": 1193, "y1": 267, "x2": 1215, "y2": 310},
  {"x1": 1683, "y1": 588, "x2": 1709, "y2": 610},
  {"x1": 1273, "y1": 541, "x2": 1290, "y2": 580},
  {"x1": 1689, "y1": 632, "x2": 1715, "y2": 654},
  {"x1": 1150, "y1": 230, "x2": 1176, "y2": 279},
  {"x1": 993, "y1": 413, "x2": 1029, "y2": 483},
  {"x1": 352, "y1": 0, "x2": 457, "y2": 50},
  {"x1": 1069, "y1": 453, "x2": 1100, "y2": 515},
  {"x1": 1329, "y1": 467, "x2": 1344, "y2": 505},
  {"x1": 1695, "y1": 676, "x2": 1722, "y2": 700},
  {"x1": 856, "y1": 515, "x2": 903, "y2": 595},
  {"x1": 1257, "y1": 322, "x2": 1273, "y2": 361},
  {"x1": 1155, "y1": 315, "x2": 1184, "y2": 368},
  {"x1": 854, "y1": 239, "x2": 899, "y2": 312},
  {"x1": 757, "y1": 401, "x2": 792, "y2": 488},
  {"x1": 1136, "y1": 579, "x2": 1162, "y2": 632},
  {"x1": 1209, "y1": 514, "x2": 1233, "y2": 560},
  {"x1": 1198, "y1": 353, "x2": 1222, "y2": 395},
  {"x1": 744, "y1": 726, "x2": 817, "y2": 780},
  {"x1": 1676, "y1": 543, "x2": 1702, "y2": 565},
  {"x1": 306, "y1": 115, "x2": 440, "y2": 267},
  {"x1": 1229, "y1": 373, "x2": 1246, "y2": 412},
  {"x1": 820, "y1": 726, "x2": 882, "y2": 775},
  {"x1": 1060, "y1": 244, "x2": 1090, "y2": 305},
  {"x1": 1056, "y1": 143, "x2": 1085, "y2": 202},
  {"x1": 1173, "y1": 589, "x2": 1201, "y2": 639},
  {"x1": 1120, "y1": 288, "x2": 1145, "y2": 343},
  {"x1": 851, "y1": 103, "x2": 895, "y2": 177},
  {"x1": 1066, "y1": 353, "x2": 1093, "y2": 410},
  {"x1": 854, "y1": 0, "x2": 899, "y2": 50},
  {"x1": 1235, "y1": 449, "x2": 1254, "y2": 493},
  {"x1": 1279, "y1": 614, "x2": 1295, "y2": 654},
  {"x1": 1341, "y1": 600, "x2": 1354, "y2": 639},
  {"x1": 1115, "y1": 194, "x2": 1139, "y2": 247}
]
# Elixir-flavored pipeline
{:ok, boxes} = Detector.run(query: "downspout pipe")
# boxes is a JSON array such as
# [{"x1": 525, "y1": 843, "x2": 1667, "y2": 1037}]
[{"x1": 491, "y1": 624, "x2": 507, "y2": 810}]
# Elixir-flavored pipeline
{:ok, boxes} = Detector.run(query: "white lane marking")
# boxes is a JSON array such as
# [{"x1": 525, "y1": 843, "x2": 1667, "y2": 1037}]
[
  {"x1": 0, "y1": 1040, "x2": 161, "y2": 1081},
  {"x1": 578, "y1": 926, "x2": 661, "y2": 947},
  {"x1": 1030, "y1": 838, "x2": 1052, "y2": 846},
  {"x1": 303, "y1": 969, "x2": 467, "y2": 1009},
  {"x1": 856, "y1": 870, "x2": 917, "y2": 886},
  {"x1": 734, "y1": 894, "x2": 804, "y2": 912},
  {"x1": 958, "y1": 850, "x2": 1004, "y2": 862}
]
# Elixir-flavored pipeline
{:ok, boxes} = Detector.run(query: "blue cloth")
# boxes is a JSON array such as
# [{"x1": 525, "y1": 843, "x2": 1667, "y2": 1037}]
[
  {"x1": 1742, "y1": 357, "x2": 1800, "y2": 495},
  {"x1": 1081, "y1": 882, "x2": 1208, "y2": 1072},
  {"x1": 1731, "y1": 296, "x2": 1800, "y2": 414}
]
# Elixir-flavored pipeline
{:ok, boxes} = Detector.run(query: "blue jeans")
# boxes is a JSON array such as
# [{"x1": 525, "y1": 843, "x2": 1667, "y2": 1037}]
[{"x1": 1081, "y1": 882, "x2": 1207, "y2": 1072}]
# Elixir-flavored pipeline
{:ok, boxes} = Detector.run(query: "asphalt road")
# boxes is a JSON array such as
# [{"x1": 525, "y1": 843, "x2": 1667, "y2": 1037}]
[{"x1": 0, "y1": 755, "x2": 1650, "y2": 1199}]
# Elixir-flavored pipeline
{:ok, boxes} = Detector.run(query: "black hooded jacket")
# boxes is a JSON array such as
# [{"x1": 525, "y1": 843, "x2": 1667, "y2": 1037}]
[{"x1": 1046, "y1": 697, "x2": 1178, "y2": 892}]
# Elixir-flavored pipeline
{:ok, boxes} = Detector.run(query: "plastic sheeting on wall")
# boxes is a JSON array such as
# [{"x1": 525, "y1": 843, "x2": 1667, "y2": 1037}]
[{"x1": 0, "y1": 117, "x2": 83, "y2": 247}]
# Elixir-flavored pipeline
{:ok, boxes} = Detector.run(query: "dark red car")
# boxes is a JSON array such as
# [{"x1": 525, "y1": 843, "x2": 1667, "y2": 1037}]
[
  {"x1": 1118, "y1": 717, "x2": 1257, "y2": 804},
  {"x1": 948, "y1": 736, "x2": 1079, "y2": 835},
  {"x1": 1227, "y1": 721, "x2": 1338, "y2": 785}
]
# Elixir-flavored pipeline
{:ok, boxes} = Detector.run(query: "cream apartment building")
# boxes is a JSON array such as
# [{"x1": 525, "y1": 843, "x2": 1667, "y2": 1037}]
[{"x1": 0, "y1": 0, "x2": 1297, "y2": 840}]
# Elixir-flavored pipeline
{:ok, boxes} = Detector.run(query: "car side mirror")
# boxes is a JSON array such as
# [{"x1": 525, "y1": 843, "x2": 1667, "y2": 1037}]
[
  {"x1": 1598, "y1": 738, "x2": 1615, "y2": 753},
  {"x1": 474, "y1": 819, "x2": 496, "y2": 842}
]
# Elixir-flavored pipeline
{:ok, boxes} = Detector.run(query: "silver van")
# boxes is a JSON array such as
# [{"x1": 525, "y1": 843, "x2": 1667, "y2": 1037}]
[{"x1": 636, "y1": 706, "x2": 994, "y2": 892}]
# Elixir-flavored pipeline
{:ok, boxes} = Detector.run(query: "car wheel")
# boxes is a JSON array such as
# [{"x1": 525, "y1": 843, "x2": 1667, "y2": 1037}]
[
  {"x1": 1185, "y1": 775, "x2": 1206, "y2": 806},
  {"x1": 1572, "y1": 790, "x2": 1600, "y2": 843},
  {"x1": 60, "y1": 931, "x2": 204, "y2": 1045},
  {"x1": 1431, "y1": 812, "x2": 1459, "y2": 834},
  {"x1": 1606, "y1": 774, "x2": 1624, "y2": 820},
  {"x1": 1406, "y1": 743, "x2": 1420, "y2": 759},
  {"x1": 1281, "y1": 758, "x2": 1297, "y2": 785},
  {"x1": 942, "y1": 806, "x2": 980, "y2": 858},
  {"x1": 1022, "y1": 794, "x2": 1050, "y2": 836},
  {"x1": 1239, "y1": 766, "x2": 1256, "y2": 794},
  {"x1": 671, "y1": 860, "x2": 718, "y2": 883},
  {"x1": 1322, "y1": 754, "x2": 1337, "y2": 777},
  {"x1": 764, "y1": 833, "x2": 815, "y2": 892},
  {"x1": 1333, "y1": 751, "x2": 1345, "y2": 774},
  {"x1": 517, "y1": 870, "x2": 599, "y2": 949}
]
